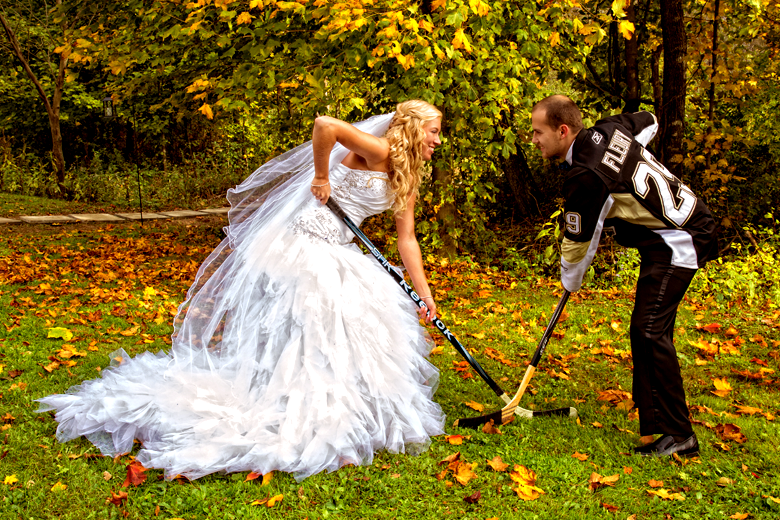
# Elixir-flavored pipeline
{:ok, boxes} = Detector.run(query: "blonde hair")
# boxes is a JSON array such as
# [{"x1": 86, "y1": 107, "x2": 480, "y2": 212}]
[{"x1": 384, "y1": 100, "x2": 442, "y2": 213}]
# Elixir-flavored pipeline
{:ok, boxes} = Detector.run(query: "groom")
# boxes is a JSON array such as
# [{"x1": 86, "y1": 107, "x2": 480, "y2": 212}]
[{"x1": 529, "y1": 95, "x2": 718, "y2": 457}]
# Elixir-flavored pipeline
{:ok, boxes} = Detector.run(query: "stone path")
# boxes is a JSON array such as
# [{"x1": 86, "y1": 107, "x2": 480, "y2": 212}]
[{"x1": 0, "y1": 207, "x2": 230, "y2": 225}]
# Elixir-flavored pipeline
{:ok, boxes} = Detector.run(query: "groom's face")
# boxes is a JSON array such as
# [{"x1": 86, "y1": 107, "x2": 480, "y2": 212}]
[{"x1": 531, "y1": 109, "x2": 567, "y2": 160}]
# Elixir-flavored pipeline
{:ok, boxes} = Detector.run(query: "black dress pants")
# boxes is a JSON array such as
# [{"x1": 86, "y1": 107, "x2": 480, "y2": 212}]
[{"x1": 630, "y1": 257, "x2": 697, "y2": 438}]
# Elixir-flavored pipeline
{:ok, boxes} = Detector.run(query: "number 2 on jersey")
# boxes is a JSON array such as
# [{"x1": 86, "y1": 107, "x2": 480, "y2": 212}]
[{"x1": 632, "y1": 148, "x2": 696, "y2": 227}]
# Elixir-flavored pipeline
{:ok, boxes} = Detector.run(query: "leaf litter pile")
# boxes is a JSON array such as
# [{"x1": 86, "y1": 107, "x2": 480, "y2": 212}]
[{"x1": 1, "y1": 219, "x2": 779, "y2": 519}]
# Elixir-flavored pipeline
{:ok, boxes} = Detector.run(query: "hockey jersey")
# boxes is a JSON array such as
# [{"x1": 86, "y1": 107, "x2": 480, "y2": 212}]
[{"x1": 560, "y1": 112, "x2": 718, "y2": 292}]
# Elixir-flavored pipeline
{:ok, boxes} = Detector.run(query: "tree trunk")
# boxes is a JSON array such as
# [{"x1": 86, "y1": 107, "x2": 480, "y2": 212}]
[
  {"x1": 1, "y1": 9, "x2": 68, "y2": 193},
  {"x1": 432, "y1": 163, "x2": 457, "y2": 258},
  {"x1": 623, "y1": 2, "x2": 641, "y2": 113},
  {"x1": 501, "y1": 146, "x2": 540, "y2": 219},
  {"x1": 660, "y1": 0, "x2": 687, "y2": 178},
  {"x1": 650, "y1": 46, "x2": 663, "y2": 117}
]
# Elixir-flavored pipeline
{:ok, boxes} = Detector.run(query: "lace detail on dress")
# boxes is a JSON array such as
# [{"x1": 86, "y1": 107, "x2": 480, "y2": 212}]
[
  {"x1": 290, "y1": 205, "x2": 342, "y2": 243},
  {"x1": 332, "y1": 169, "x2": 389, "y2": 202}
]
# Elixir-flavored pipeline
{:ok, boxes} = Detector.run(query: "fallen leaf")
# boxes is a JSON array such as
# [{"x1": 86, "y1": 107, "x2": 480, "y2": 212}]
[
  {"x1": 572, "y1": 452, "x2": 589, "y2": 461},
  {"x1": 446, "y1": 435, "x2": 464, "y2": 445},
  {"x1": 602, "y1": 502, "x2": 620, "y2": 512},
  {"x1": 51, "y1": 481, "x2": 67, "y2": 492},
  {"x1": 487, "y1": 455, "x2": 508, "y2": 472},
  {"x1": 648, "y1": 479, "x2": 664, "y2": 488},
  {"x1": 107, "y1": 490, "x2": 128, "y2": 506},
  {"x1": 245, "y1": 472, "x2": 261, "y2": 482},
  {"x1": 3, "y1": 475, "x2": 18, "y2": 485},
  {"x1": 439, "y1": 452, "x2": 460, "y2": 465},
  {"x1": 464, "y1": 400, "x2": 484, "y2": 412},
  {"x1": 463, "y1": 490, "x2": 481, "y2": 504},
  {"x1": 262, "y1": 471, "x2": 273, "y2": 486},
  {"x1": 623, "y1": 466, "x2": 633, "y2": 474},
  {"x1": 647, "y1": 488, "x2": 685, "y2": 501},
  {"x1": 588, "y1": 473, "x2": 619, "y2": 491},
  {"x1": 481, "y1": 419, "x2": 501, "y2": 435},
  {"x1": 592, "y1": 421, "x2": 603, "y2": 428},
  {"x1": 453, "y1": 462, "x2": 478, "y2": 486},
  {"x1": 729, "y1": 513, "x2": 748, "y2": 520},
  {"x1": 103, "y1": 471, "x2": 112, "y2": 481},
  {"x1": 711, "y1": 378, "x2": 732, "y2": 398},
  {"x1": 510, "y1": 465, "x2": 544, "y2": 501},
  {"x1": 715, "y1": 423, "x2": 747, "y2": 444},
  {"x1": 122, "y1": 460, "x2": 148, "y2": 487},
  {"x1": 47, "y1": 327, "x2": 74, "y2": 341},
  {"x1": 716, "y1": 477, "x2": 735, "y2": 487}
]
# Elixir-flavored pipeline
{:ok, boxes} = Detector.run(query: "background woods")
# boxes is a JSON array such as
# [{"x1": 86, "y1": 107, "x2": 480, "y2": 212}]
[{"x1": 1, "y1": 0, "x2": 779, "y2": 258}]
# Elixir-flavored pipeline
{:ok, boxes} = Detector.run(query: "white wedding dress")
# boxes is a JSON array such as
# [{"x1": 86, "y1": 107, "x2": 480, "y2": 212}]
[{"x1": 37, "y1": 163, "x2": 445, "y2": 481}]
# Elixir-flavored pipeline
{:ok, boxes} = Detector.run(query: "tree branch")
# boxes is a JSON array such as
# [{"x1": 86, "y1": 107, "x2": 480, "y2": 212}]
[{"x1": 0, "y1": 11, "x2": 53, "y2": 116}]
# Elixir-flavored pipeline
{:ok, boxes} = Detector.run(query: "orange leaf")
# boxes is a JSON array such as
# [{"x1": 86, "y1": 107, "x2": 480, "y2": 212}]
[
  {"x1": 481, "y1": 419, "x2": 501, "y2": 435},
  {"x1": 572, "y1": 452, "x2": 589, "y2": 461},
  {"x1": 439, "y1": 451, "x2": 461, "y2": 465},
  {"x1": 648, "y1": 479, "x2": 664, "y2": 488},
  {"x1": 122, "y1": 460, "x2": 148, "y2": 488},
  {"x1": 588, "y1": 472, "x2": 619, "y2": 491},
  {"x1": 453, "y1": 462, "x2": 478, "y2": 486},
  {"x1": 107, "y1": 490, "x2": 128, "y2": 506},
  {"x1": 487, "y1": 455, "x2": 508, "y2": 472},
  {"x1": 702, "y1": 323, "x2": 722, "y2": 334},
  {"x1": 715, "y1": 423, "x2": 747, "y2": 443},
  {"x1": 262, "y1": 472, "x2": 273, "y2": 486},
  {"x1": 623, "y1": 466, "x2": 633, "y2": 474},
  {"x1": 446, "y1": 435, "x2": 463, "y2": 445},
  {"x1": 245, "y1": 472, "x2": 261, "y2": 482}
]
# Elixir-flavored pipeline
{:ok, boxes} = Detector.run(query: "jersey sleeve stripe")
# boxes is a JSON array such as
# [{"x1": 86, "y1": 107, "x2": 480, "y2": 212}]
[
  {"x1": 633, "y1": 112, "x2": 658, "y2": 148},
  {"x1": 561, "y1": 195, "x2": 615, "y2": 292}
]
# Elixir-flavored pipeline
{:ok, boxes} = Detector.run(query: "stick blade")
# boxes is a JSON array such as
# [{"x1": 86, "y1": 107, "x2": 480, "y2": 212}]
[
  {"x1": 525, "y1": 406, "x2": 578, "y2": 418},
  {"x1": 453, "y1": 409, "x2": 506, "y2": 430}
]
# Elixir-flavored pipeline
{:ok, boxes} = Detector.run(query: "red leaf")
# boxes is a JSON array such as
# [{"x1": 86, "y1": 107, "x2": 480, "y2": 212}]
[
  {"x1": 464, "y1": 490, "x2": 482, "y2": 504},
  {"x1": 701, "y1": 323, "x2": 722, "y2": 334},
  {"x1": 245, "y1": 471, "x2": 261, "y2": 482},
  {"x1": 122, "y1": 460, "x2": 148, "y2": 487}
]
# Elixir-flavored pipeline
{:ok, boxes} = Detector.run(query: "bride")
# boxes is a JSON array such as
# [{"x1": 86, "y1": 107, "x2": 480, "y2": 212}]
[{"x1": 38, "y1": 100, "x2": 447, "y2": 481}]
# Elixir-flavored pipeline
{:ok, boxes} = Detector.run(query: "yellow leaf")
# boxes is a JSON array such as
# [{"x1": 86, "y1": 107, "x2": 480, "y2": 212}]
[
  {"x1": 464, "y1": 400, "x2": 484, "y2": 412},
  {"x1": 468, "y1": 0, "x2": 490, "y2": 16},
  {"x1": 237, "y1": 12, "x2": 253, "y2": 24},
  {"x1": 453, "y1": 462, "x2": 478, "y2": 485},
  {"x1": 711, "y1": 377, "x2": 732, "y2": 397},
  {"x1": 51, "y1": 481, "x2": 67, "y2": 492},
  {"x1": 611, "y1": 0, "x2": 627, "y2": 17},
  {"x1": 470, "y1": 332, "x2": 485, "y2": 340},
  {"x1": 647, "y1": 488, "x2": 685, "y2": 501},
  {"x1": 432, "y1": 0, "x2": 446, "y2": 9},
  {"x1": 3, "y1": 475, "x2": 18, "y2": 485},
  {"x1": 47, "y1": 327, "x2": 74, "y2": 342},
  {"x1": 618, "y1": 20, "x2": 635, "y2": 40},
  {"x1": 266, "y1": 494, "x2": 283, "y2": 507},
  {"x1": 199, "y1": 103, "x2": 214, "y2": 120},
  {"x1": 451, "y1": 29, "x2": 472, "y2": 52},
  {"x1": 549, "y1": 31, "x2": 560, "y2": 48},
  {"x1": 262, "y1": 471, "x2": 273, "y2": 486},
  {"x1": 430, "y1": 346, "x2": 444, "y2": 355},
  {"x1": 572, "y1": 452, "x2": 588, "y2": 461},
  {"x1": 446, "y1": 434, "x2": 464, "y2": 445}
]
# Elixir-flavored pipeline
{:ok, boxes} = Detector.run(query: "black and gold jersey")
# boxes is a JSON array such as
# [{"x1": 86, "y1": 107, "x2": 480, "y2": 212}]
[{"x1": 560, "y1": 112, "x2": 718, "y2": 292}]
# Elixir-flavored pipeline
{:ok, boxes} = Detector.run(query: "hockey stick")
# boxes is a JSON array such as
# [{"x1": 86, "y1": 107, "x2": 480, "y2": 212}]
[
  {"x1": 453, "y1": 290, "x2": 577, "y2": 428},
  {"x1": 325, "y1": 197, "x2": 573, "y2": 419}
]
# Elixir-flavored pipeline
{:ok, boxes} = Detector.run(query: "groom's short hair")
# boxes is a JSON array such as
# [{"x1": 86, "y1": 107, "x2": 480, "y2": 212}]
[{"x1": 533, "y1": 95, "x2": 583, "y2": 133}]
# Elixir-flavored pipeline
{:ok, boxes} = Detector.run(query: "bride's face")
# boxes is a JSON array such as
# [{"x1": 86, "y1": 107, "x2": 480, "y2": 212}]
[{"x1": 421, "y1": 117, "x2": 442, "y2": 161}]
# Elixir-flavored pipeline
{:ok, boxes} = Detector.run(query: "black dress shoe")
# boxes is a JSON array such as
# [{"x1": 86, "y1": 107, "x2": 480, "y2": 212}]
[{"x1": 634, "y1": 434, "x2": 699, "y2": 458}]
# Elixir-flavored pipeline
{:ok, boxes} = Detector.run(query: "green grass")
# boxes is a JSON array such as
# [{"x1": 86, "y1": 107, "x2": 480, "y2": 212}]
[{"x1": 1, "y1": 219, "x2": 779, "y2": 519}]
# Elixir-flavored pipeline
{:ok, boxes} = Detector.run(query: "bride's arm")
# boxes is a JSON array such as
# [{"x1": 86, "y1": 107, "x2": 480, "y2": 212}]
[
  {"x1": 395, "y1": 193, "x2": 437, "y2": 323},
  {"x1": 311, "y1": 116, "x2": 390, "y2": 203}
]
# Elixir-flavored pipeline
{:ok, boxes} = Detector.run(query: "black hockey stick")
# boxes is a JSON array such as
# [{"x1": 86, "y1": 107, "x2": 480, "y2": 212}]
[
  {"x1": 454, "y1": 290, "x2": 577, "y2": 428},
  {"x1": 326, "y1": 197, "x2": 574, "y2": 419}
]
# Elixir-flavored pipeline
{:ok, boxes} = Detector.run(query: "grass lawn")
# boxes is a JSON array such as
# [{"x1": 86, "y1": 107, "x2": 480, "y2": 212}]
[{"x1": 1, "y1": 218, "x2": 778, "y2": 519}]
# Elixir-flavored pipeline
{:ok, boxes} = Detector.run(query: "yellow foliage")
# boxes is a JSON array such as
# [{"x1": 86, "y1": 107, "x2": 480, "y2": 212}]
[
  {"x1": 237, "y1": 12, "x2": 253, "y2": 24},
  {"x1": 199, "y1": 103, "x2": 214, "y2": 119},
  {"x1": 618, "y1": 20, "x2": 634, "y2": 40},
  {"x1": 549, "y1": 32, "x2": 560, "y2": 47},
  {"x1": 469, "y1": 0, "x2": 491, "y2": 16},
  {"x1": 452, "y1": 29, "x2": 472, "y2": 52}
]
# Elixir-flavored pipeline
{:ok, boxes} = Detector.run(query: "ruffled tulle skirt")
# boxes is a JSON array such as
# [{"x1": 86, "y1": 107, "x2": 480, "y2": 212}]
[{"x1": 38, "y1": 221, "x2": 445, "y2": 481}]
